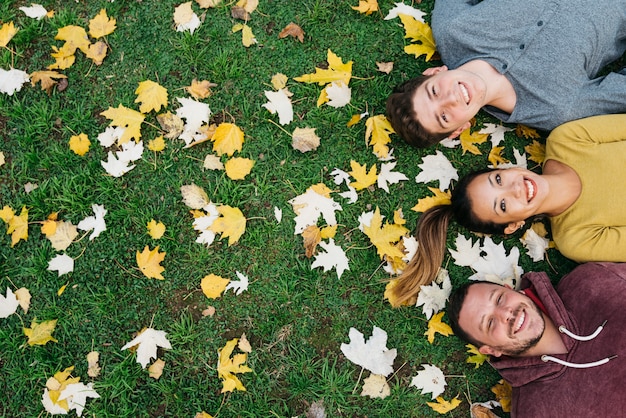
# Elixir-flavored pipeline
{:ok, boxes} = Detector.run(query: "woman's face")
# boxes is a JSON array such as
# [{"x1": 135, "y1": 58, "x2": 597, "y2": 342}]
[{"x1": 466, "y1": 168, "x2": 548, "y2": 231}]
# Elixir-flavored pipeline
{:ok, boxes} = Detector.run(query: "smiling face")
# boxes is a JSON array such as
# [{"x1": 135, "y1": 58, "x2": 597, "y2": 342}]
[
  {"x1": 412, "y1": 67, "x2": 487, "y2": 138},
  {"x1": 458, "y1": 283, "x2": 545, "y2": 357},
  {"x1": 465, "y1": 168, "x2": 548, "y2": 233}
]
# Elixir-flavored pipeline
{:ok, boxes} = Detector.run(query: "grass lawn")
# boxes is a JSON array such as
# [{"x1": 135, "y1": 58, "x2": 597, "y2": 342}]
[{"x1": 0, "y1": 0, "x2": 576, "y2": 417}]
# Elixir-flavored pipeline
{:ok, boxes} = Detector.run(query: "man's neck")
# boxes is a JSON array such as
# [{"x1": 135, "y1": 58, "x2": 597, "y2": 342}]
[
  {"x1": 459, "y1": 60, "x2": 517, "y2": 113},
  {"x1": 522, "y1": 313, "x2": 568, "y2": 357}
]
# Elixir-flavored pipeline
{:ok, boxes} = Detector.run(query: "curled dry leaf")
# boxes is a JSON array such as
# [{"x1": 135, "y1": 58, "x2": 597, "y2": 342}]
[
  {"x1": 87, "y1": 351, "x2": 101, "y2": 377},
  {"x1": 148, "y1": 358, "x2": 165, "y2": 379},
  {"x1": 157, "y1": 112, "x2": 185, "y2": 139},
  {"x1": 180, "y1": 184, "x2": 210, "y2": 209},
  {"x1": 292, "y1": 127, "x2": 320, "y2": 152},
  {"x1": 376, "y1": 61, "x2": 393, "y2": 74},
  {"x1": 187, "y1": 79, "x2": 216, "y2": 100},
  {"x1": 231, "y1": 6, "x2": 250, "y2": 21},
  {"x1": 471, "y1": 403, "x2": 501, "y2": 418},
  {"x1": 279, "y1": 22, "x2": 305, "y2": 42}
]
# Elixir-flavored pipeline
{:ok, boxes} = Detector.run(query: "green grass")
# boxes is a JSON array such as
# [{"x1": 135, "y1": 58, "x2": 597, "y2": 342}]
[{"x1": 0, "y1": 0, "x2": 578, "y2": 417}]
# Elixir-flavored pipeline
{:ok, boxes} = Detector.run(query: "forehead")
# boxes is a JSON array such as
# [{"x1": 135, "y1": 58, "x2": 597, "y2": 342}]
[
  {"x1": 458, "y1": 283, "x2": 503, "y2": 329},
  {"x1": 412, "y1": 80, "x2": 442, "y2": 134}
]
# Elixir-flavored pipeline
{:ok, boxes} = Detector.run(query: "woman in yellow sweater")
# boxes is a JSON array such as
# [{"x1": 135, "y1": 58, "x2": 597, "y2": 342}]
[{"x1": 391, "y1": 113, "x2": 626, "y2": 306}]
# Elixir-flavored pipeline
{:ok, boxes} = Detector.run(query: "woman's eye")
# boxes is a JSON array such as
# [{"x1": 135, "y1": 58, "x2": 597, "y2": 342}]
[
  {"x1": 442, "y1": 113, "x2": 448, "y2": 123},
  {"x1": 497, "y1": 294, "x2": 502, "y2": 305},
  {"x1": 495, "y1": 174, "x2": 502, "y2": 185},
  {"x1": 488, "y1": 318, "x2": 493, "y2": 330},
  {"x1": 500, "y1": 200, "x2": 506, "y2": 212}
]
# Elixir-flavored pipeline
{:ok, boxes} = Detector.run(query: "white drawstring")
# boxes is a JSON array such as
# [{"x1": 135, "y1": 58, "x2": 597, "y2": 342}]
[
  {"x1": 542, "y1": 354, "x2": 617, "y2": 369},
  {"x1": 558, "y1": 320, "x2": 607, "y2": 341}
]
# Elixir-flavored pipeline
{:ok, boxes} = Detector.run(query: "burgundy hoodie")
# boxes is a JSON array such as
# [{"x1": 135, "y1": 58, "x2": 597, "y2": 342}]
[{"x1": 489, "y1": 262, "x2": 626, "y2": 417}]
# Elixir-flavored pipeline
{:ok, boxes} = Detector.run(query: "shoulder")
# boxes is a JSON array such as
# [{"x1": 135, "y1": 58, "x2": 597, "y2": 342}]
[{"x1": 557, "y1": 262, "x2": 626, "y2": 298}]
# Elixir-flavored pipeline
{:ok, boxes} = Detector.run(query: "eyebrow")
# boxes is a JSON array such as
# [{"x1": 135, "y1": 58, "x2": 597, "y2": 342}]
[{"x1": 478, "y1": 288, "x2": 498, "y2": 333}]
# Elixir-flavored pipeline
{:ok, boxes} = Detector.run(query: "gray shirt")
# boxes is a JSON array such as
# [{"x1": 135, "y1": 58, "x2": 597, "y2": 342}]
[{"x1": 432, "y1": 0, "x2": 626, "y2": 130}]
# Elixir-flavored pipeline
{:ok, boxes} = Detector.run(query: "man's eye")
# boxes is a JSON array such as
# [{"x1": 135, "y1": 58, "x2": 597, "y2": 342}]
[
  {"x1": 497, "y1": 294, "x2": 502, "y2": 305},
  {"x1": 488, "y1": 318, "x2": 493, "y2": 330},
  {"x1": 432, "y1": 86, "x2": 437, "y2": 96},
  {"x1": 441, "y1": 113, "x2": 448, "y2": 123},
  {"x1": 500, "y1": 199, "x2": 506, "y2": 212},
  {"x1": 495, "y1": 174, "x2": 502, "y2": 185}
]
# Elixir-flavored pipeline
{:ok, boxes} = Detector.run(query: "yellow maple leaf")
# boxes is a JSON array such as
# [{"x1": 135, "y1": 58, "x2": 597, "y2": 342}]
[
  {"x1": 515, "y1": 124, "x2": 541, "y2": 139},
  {"x1": 362, "y1": 207, "x2": 409, "y2": 260},
  {"x1": 217, "y1": 338, "x2": 253, "y2": 393},
  {"x1": 320, "y1": 225, "x2": 337, "y2": 239},
  {"x1": 23, "y1": 319, "x2": 58, "y2": 346},
  {"x1": 224, "y1": 157, "x2": 255, "y2": 180},
  {"x1": 7, "y1": 206, "x2": 28, "y2": 247},
  {"x1": 69, "y1": 133, "x2": 90, "y2": 156},
  {"x1": 294, "y1": 49, "x2": 352, "y2": 85},
  {"x1": 271, "y1": 73, "x2": 288, "y2": 90},
  {"x1": 136, "y1": 246, "x2": 166, "y2": 280},
  {"x1": 147, "y1": 219, "x2": 166, "y2": 239},
  {"x1": 412, "y1": 187, "x2": 451, "y2": 213},
  {"x1": 135, "y1": 80, "x2": 168, "y2": 114},
  {"x1": 426, "y1": 396, "x2": 462, "y2": 414},
  {"x1": 55, "y1": 25, "x2": 91, "y2": 55},
  {"x1": 48, "y1": 44, "x2": 76, "y2": 70},
  {"x1": 0, "y1": 22, "x2": 18, "y2": 48},
  {"x1": 187, "y1": 79, "x2": 216, "y2": 99},
  {"x1": 201, "y1": 273, "x2": 230, "y2": 299},
  {"x1": 148, "y1": 135, "x2": 166, "y2": 152},
  {"x1": 487, "y1": 145, "x2": 508, "y2": 167},
  {"x1": 466, "y1": 344, "x2": 489, "y2": 368},
  {"x1": 365, "y1": 115, "x2": 395, "y2": 159},
  {"x1": 352, "y1": 0, "x2": 379, "y2": 15},
  {"x1": 0, "y1": 206, "x2": 14, "y2": 223},
  {"x1": 399, "y1": 14, "x2": 437, "y2": 61},
  {"x1": 460, "y1": 128, "x2": 488, "y2": 155},
  {"x1": 85, "y1": 40, "x2": 108, "y2": 65},
  {"x1": 491, "y1": 379, "x2": 512, "y2": 412},
  {"x1": 349, "y1": 160, "x2": 377, "y2": 190},
  {"x1": 347, "y1": 113, "x2": 364, "y2": 127},
  {"x1": 88, "y1": 9, "x2": 116, "y2": 39},
  {"x1": 210, "y1": 205, "x2": 246, "y2": 246},
  {"x1": 424, "y1": 311, "x2": 453, "y2": 343},
  {"x1": 238, "y1": 24, "x2": 257, "y2": 47},
  {"x1": 212, "y1": 123, "x2": 244, "y2": 156},
  {"x1": 302, "y1": 225, "x2": 321, "y2": 258},
  {"x1": 309, "y1": 183, "x2": 333, "y2": 198},
  {"x1": 180, "y1": 184, "x2": 210, "y2": 209},
  {"x1": 30, "y1": 70, "x2": 67, "y2": 94},
  {"x1": 525, "y1": 139, "x2": 546, "y2": 164},
  {"x1": 101, "y1": 104, "x2": 145, "y2": 144}
]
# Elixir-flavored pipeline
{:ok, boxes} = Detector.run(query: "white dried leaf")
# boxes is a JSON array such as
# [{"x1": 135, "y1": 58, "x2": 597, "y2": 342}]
[
  {"x1": 311, "y1": 239, "x2": 350, "y2": 279},
  {"x1": 414, "y1": 151, "x2": 458, "y2": 191},
  {"x1": 291, "y1": 127, "x2": 320, "y2": 152},
  {"x1": 0, "y1": 68, "x2": 30, "y2": 96},
  {"x1": 340, "y1": 326, "x2": 396, "y2": 376},
  {"x1": 410, "y1": 364, "x2": 446, "y2": 399},
  {"x1": 121, "y1": 328, "x2": 172, "y2": 369},
  {"x1": 47, "y1": 253, "x2": 75, "y2": 277},
  {"x1": 262, "y1": 89, "x2": 293, "y2": 125}
]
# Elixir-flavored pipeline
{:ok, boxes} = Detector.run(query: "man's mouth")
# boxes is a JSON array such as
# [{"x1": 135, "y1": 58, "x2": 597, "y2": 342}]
[
  {"x1": 524, "y1": 178, "x2": 536, "y2": 202},
  {"x1": 513, "y1": 309, "x2": 526, "y2": 334},
  {"x1": 459, "y1": 83, "x2": 470, "y2": 105}
]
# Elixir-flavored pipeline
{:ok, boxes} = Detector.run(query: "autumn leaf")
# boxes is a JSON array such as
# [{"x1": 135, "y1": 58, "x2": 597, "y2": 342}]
[
  {"x1": 24, "y1": 318, "x2": 58, "y2": 346},
  {"x1": 187, "y1": 79, "x2": 216, "y2": 99},
  {"x1": 427, "y1": 396, "x2": 462, "y2": 414},
  {"x1": 181, "y1": 184, "x2": 210, "y2": 209},
  {"x1": 175, "y1": 2, "x2": 201, "y2": 34},
  {"x1": 320, "y1": 224, "x2": 337, "y2": 239},
  {"x1": 210, "y1": 205, "x2": 246, "y2": 245},
  {"x1": 30, "y1": 70, "x2": 67, "y2": 93},
  {"x1": 311, "y1": 239, "x2": 350, "y2": 279},
  {"x1": 491, "y1": 379, "x2": 512, "y2": 412},
  {"x1": 340, "y1": 326, "x2": 397, "y2": 376},
  {"x1": 362, "y1": 207, "x2": 409, "y2": 260},
  {"x1": 0, "y1": 22, "x2": 18, "y2": 48},
  {"x1": 349, "y1": 160, "x2": 377, "y2": 190},
  {"x1": 263, "y1": 89, "x2": 293, "y2": 125},
  {"x1": 237, "y1": 0, "x2": 258, "y2": 13},
  {"x1": 424, "y1": 311, "x2": 453, "y2": 343},
  {"x1": 460, "y1": 128, "x2": 488, "y2": 155},
  {"x1": 148, "y1": 135, "x2": 166, "y2": 152},
  {"x1": 525, "y1": 140, "x2": 545, "y2": 164},
  {"x1": 101, "y1": 104, "x2": 145, "y2": 144},
  {"x1": 217, "y1": 338, "x2": 253, "y2": 392},
  {"x1": 352, "y1": 0, "x2": 379, "y2": 15},
  {"x1": 136, "y1": 246, "x2": 166, "y2": 280},
  {"x1": 88, "y1": 9, "x2": 116, "y2": 39},
  {"x1": 148, "y1": 358, "x2": 165, "y2": 379},
  {"x1": 412, "y1": 187, "x2": 451, "y2": 212},
  {"x1": 121, "y1": 328, "x2": 172, "y2": 368},
  {"x1": 87, "y1": 351, "x2": 101, "y2": 377},
  {"x1": 411, "y1": 364, "x2": 446, "y2": 399},
  {"x1": 399, "y1": 14, "x2": 436, "y2": 61},
  {"x1": 515, "y1": 124, "x2": 541, "y2": 139},
  {"x1": 466, "y1": 344, "x2": 489, "y2": 368},
  {"x1": 302, "y1": 225, "x2": 321, "y2": 258},
  {"x1": 55, "y1": 25, "x2": 91, "y2": 55},
  {"x1": 157, "y1": 112, "x2": 185, "y2": 139},
  {"x1": 212, "y1": 123, "x2": 244, "y2": 156},
  {"x1": 365, "y1": 114, "x2": 394, "y2": 159},
  {"x1": 294, "y1": 49, "x2": 352, "y2": 85},
  {"x1": 0, "y1": 288, "x2": 19, "y2": 318},
  {"x1": 361, "y1": 374, "x2": 390, "y2": 399},
  {"x1": 47, "y1": 220, "x2": 78, "y2": 251},
  {"x1": 201, "y1": 273, "x2": 230, "y2": 299},
  {"x1": 69, "y1": 133, "x2": 90, "y2": 156},
  {"x1": 6, "y1": 206, "x2": 28, "y2": 247},
  {"x1": 278, "y1": 22, "x2": 304, "y2": 42},
  {"x1": 232, "y1": 23, "x2": 257, "y2": 47},
  {"x1": 376, "y1": 61, "x2": 393, "y2": 73},
  {"x1": 292, "y1": 127, "x2": 319, "y2": 152},
  {"x1": 147, "y1": 219, "x2": 166, "y2": 239},
  {"x1": 15, "y1": 287, "x2": 31, "y2": 314},
  {"x1": 135, "y1": 80, "x2": 168, "y2": 113},
  {"x1": 487, "y1": 146, "x2": 508, "y2": 167}
]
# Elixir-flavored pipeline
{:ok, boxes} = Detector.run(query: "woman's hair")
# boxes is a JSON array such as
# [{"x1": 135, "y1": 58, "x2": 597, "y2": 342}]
[
  {"x1": 389, "y1": 168, "x2": 510, "y2": 307},
  {"x1": 386, "y1": 76, "x2": 453, "y2": 148}
]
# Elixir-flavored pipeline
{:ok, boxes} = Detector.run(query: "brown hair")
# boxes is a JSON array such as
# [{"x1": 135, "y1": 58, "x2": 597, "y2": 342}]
[
  {"x1": 386, "y1": 76, "x2": 453, "y2": 148},
  {"x1": 389, "y1": 168, "x2": 510, "y2": 307},
  {"x1": 447, "y1": 281, "x2": 492, "y2": 347}
]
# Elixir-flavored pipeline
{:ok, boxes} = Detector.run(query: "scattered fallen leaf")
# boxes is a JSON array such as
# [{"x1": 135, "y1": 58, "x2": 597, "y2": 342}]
[
  {"x1": 352, "y1": 0, "x2": 379, "y2": 15},
  {"x1": 147, "y1": 219, "x2": 166, "y2": 239},
  {"x1": 136, "y1": 246, "x2": 166, "y2": 280},
  {"x1": 24, "y1": 318, "x2": 58, "y2": 346},
  {"x1": 87, "y1": 351, "x2": 101, "y2": 377},
  {"x1": 278, "y1": 22, "x2": 304, "y2": 42},
  {"x1": 424, "y1": 311, "x2": 453, "y2": 343},
  {"x1": 376, "y1": 61, "x2": 393, "y2": 73},
  {"x1": 148, "y1": 358, "x2": 165, "y2": 379},
  {"x1": 121, "y1": 328, "x2": 172, "y2": 368},
  {"x1": 361, "y1": 374, "x2": 390, "y2": 399},
  {"x1": 201, "y1": 273, "x2": 230, "y2": 299},
  {"x1": 217, "y1": 338, "x2": 253, "y2": 392},
  {"x1": 427, "y1": 396, "x2": 462, "y2": 414},
  {"x1": 69, "y1": 133, "x2": 91, "y2": 156},
  {"x1": 292, "y1": 127, "x2": 320, "y2": 152}
]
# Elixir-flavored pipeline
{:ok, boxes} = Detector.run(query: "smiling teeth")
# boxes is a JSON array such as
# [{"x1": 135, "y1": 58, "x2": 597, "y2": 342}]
[
  {"x1": 525, "y1": 180, "x2": 535, "y2": 201},
  {"x1": 514, "y1": 311, "x2": 525, "y2": 333},
  {"x1": 459, "y1": 83, "x2": 469, "y2": 104}
]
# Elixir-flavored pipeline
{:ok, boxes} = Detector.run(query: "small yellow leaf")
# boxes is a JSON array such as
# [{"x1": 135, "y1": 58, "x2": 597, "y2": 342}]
[
  {"x1": 361, "y1": 374, "x2": 390, "y2": 399},
  {"x1": 347, "y1": 114, "x2": 364, "y2": 127},
  {"x1": 148, "y1": 135, "x2": 166, "y2": 152},
  {"x1": 210, "y1": 205, "x2": 246, "y2": 246},
  {"x1": 466, "y1": 344, "x2": 489, "y2": 368},
  {"x1": 320, "y1": 225, "x2": 337, "y2": 239},
  {"x1": 291, "y1": 127, "x2": 320, "y2": 153},
  {"x1": 147, "y1": 220, "x2": 166, "y2": 239},
  {"x1": 217, "y1": 338, "x2": 252, "y2": 392},
  {"x1": 426, "y1": 396, "x2": 462, "y2": 414},
  {"x1": 57, "y1": 284, "x2": 67, "y2": 296},
  {"x1": 201, "y1": 273, "x2": 230, "y2": 299},
  {"x1": 87, "y1": 351, "x2": 101, "y2": 377},
  {"x1": 236, "y1": 0, "x2": 258, "y2": 13},
  {"x1": 101, "y1": 105, "x2": 145, "y2": 144},
  {"x1": 23, "y1": 319, "x2": 58, "y2": 346},
  {"x1": 399, "y1": 14, "x2": 437, "y2": 61},
  {"x1": 516, "y1": 124, "x2": 541, "y2": 139},
  {"x1": 30, "y1": 70, "x2": 67, "y2": 93},
  {"x1": 525, "y1": 140, "x2": 546, "y2": 164},
  {"x1": 47, "y1": 220, "x2": 78, "y2": 251},
  {"x1": 294, "y1": 49, "x2": 352, "y2": 85},
  {"x1": 412, "y1": 187, "x2": 452, "y2": 212},
  {"x1": 7, "y1": 206, "x2": 28, "y2": 247},
  {"x1": 135, "y1": 80, "x2": 168, "y2": 114},
  {"x1": 15, "y1": 287, "x2": 31, "y2": 313},
  {"x1": 424, "y1": 311, "x2": 453, "y2": 344},
  {"x1": 348, "y1": 160, "x2": 377, "y2": 191},
  {"x1": 0, "y1": 22, "x2": 18, "y2": 48},
  {"x1": 180, "y1": 184, "x2": 210, "y2": 209},
  {"x1": 55, "y1": 25, "x2": 91, "y2": 55},
  {"x1": 194, "y1": 413, "x2": 215, "y2": 418},
  {"x1": 460, "y1": 128, "x2": 488, "y2": 155},
  {"x1": 69, "y1": 133, "x2": 90, "y2": 156},
  {"x1": 365, "y1": 115, "x2": 395, "y2": 159},
  {"x1": 41, "y1": 219, "x2": 58, "y2": 237},
  {"x1": 136, "y1": 246, "x2": 166, "y2": 280},
  {"x1": 271, "y1": 73, "x2": 288, "y2": 90},
  {"x1": 187, "y1": 79, "x2": 216, "y2": 99},
  {"x1": 224, "y1": 157, "x2": 255, "y2": 180},
  {"x1": 302, "y1": 225, "x2": 321, "y2": 258},
  {"x1": 203, "y1": 154, "x2": 224, "y2": 170},
  {"x1": 352, "y1": 0, "x2": 379, "y2": 15},
  {"x1": 488, "y1": 146, "x2": 509, "y2": 167},
  {"x1": 491, "y1": 379, "x2": 512, "y2": 412},
  {"x1": 362, "y1": 207, "x2": 409, "y2": 260},
  {"x1": 212, "y1": 123, "x2": 245, "y2": 156},
  {"x1": 196, "y1": 0, "x2": 221, "y2": 7},
  {"x1": 238, "y1": 333, "x2": 252, "y2": 353},
  {"x1": 89, "y1": 9, "x2": 116, "y2": 38}
]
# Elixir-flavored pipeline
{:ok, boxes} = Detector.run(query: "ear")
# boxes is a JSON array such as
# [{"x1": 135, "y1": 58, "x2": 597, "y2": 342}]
[
  {"x1": 422, "y1": 65, "x2": 448, "y2": 76},
  {"x1": 479, "y1": 345, "x2": 502, "y2": 358},
  {"x1": 447, "y1": 121, "x2": 472, "y2": 139},
  {"x1": 504, "y1": 220, "x2": 525, "y2": 235}
]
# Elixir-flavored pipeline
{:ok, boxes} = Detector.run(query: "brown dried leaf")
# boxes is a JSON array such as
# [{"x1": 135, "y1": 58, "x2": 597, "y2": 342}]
[
  {"x1": 302, "y1": 225, "x2": 321, "y2": 258},
  {"x1": 279, "y1": 23, "x2": 304, "y2": 42},
  {"x1": 292, "y1": 127, "x2": 320, "y2": 152}
]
